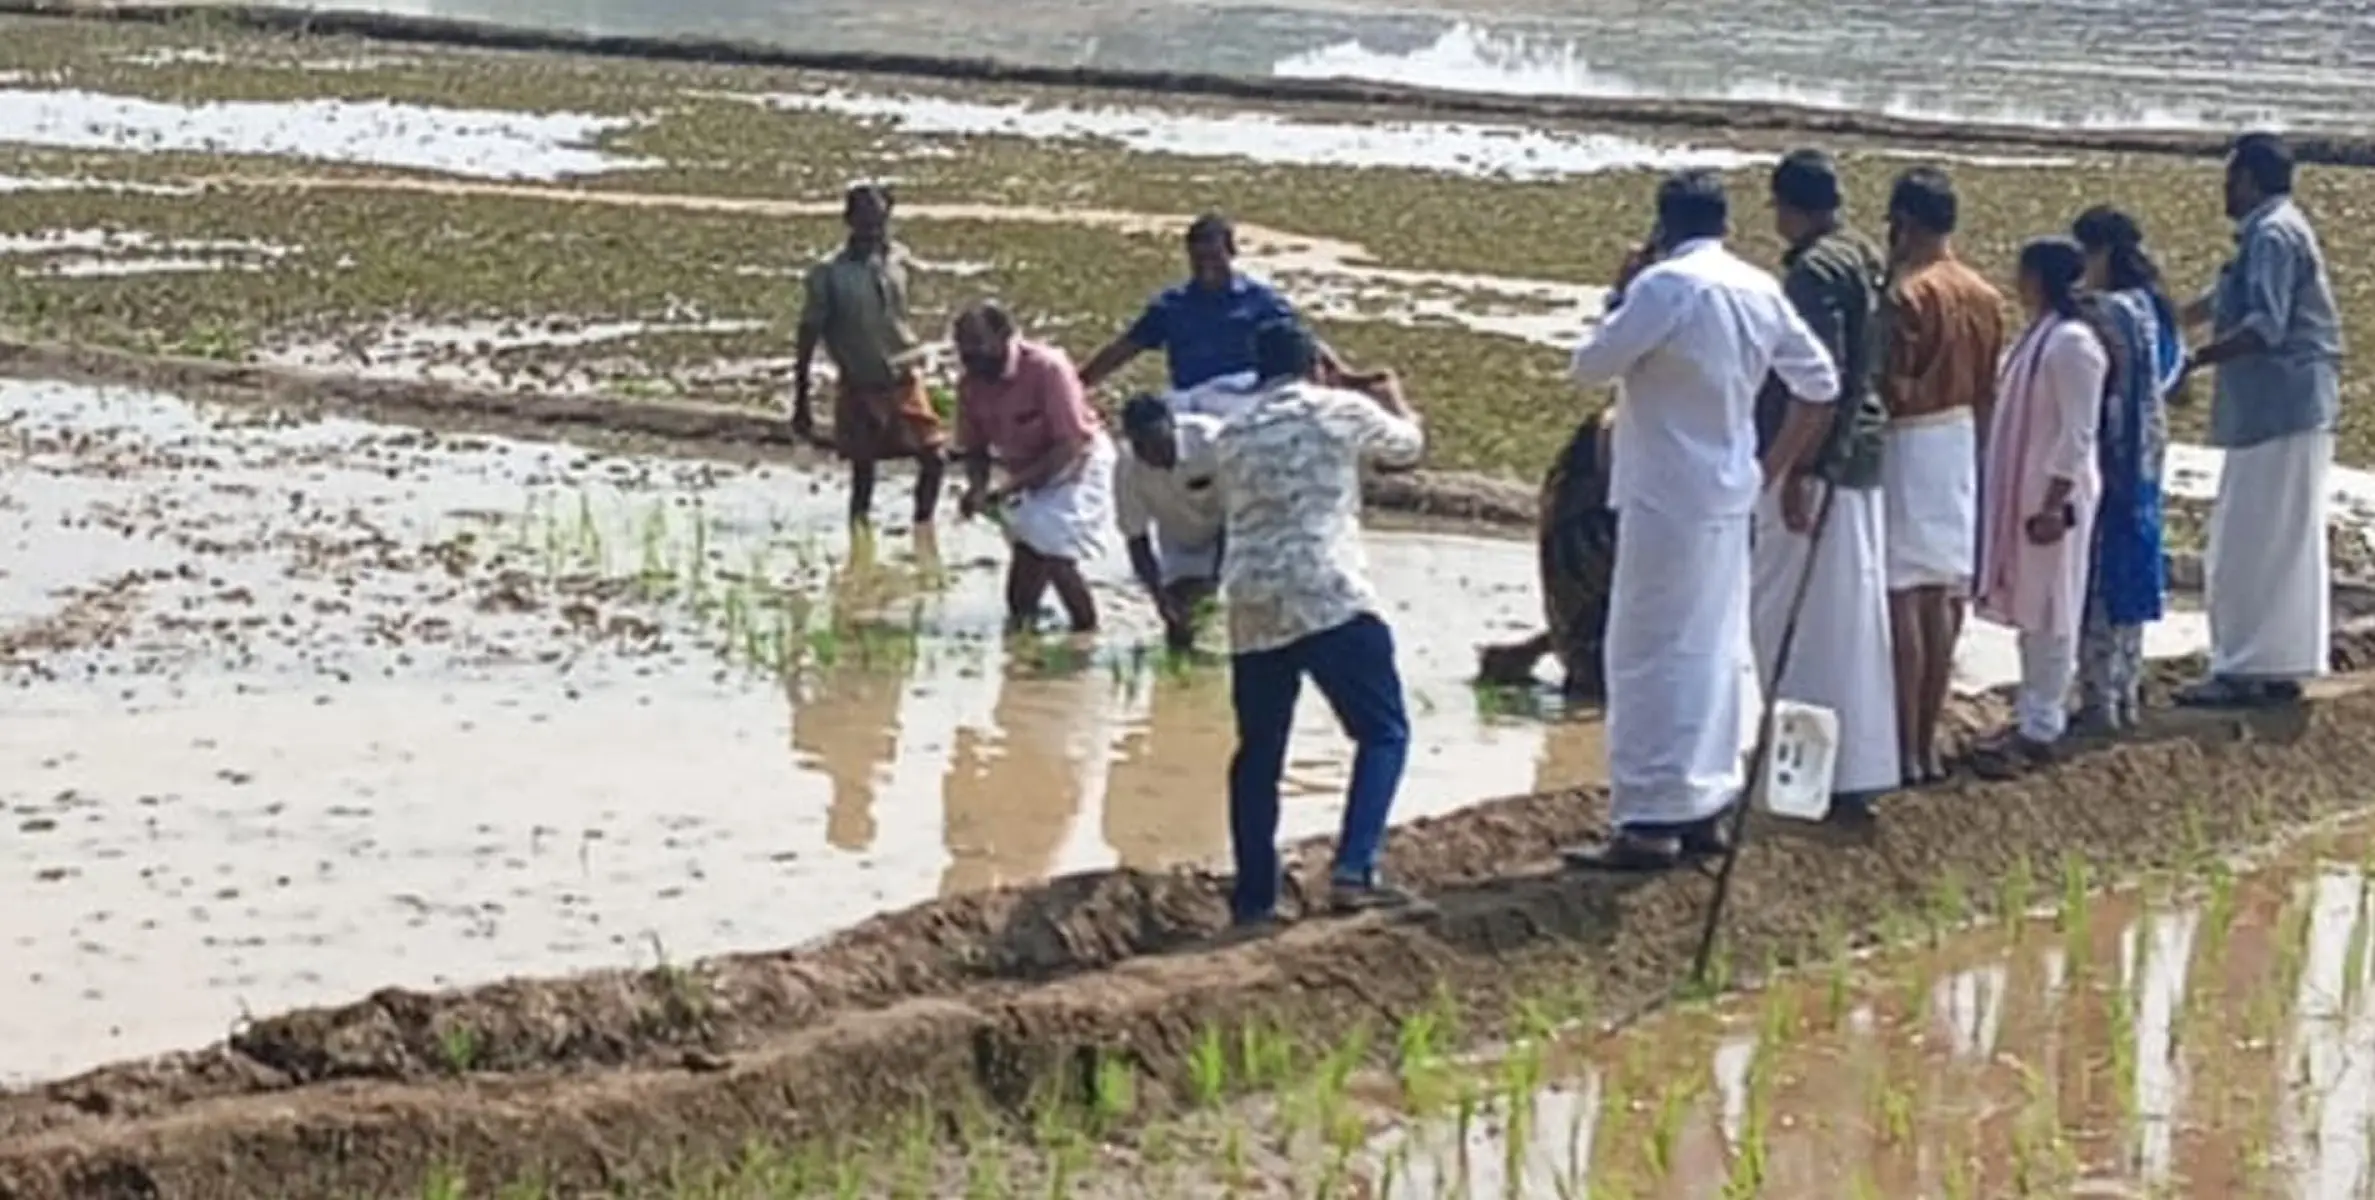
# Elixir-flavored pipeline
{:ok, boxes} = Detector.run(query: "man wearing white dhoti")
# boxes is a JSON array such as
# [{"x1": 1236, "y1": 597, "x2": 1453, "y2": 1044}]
[
  {"x1": 2176, "y1": 132, "x2": 2345, "y2": 709},
  {"x1": 1877, "y1": 166, "x2": 2006, "y2": 783},
  {"x1": 1751, "y1": 149, "x2": 1899, "y2": 821},
  {"x1": 1563, "y1": 170, "x2": 1843, "y2": 872},
  {"x1": 953, "y1": 301, "x2": 1115, "y2": 633}
]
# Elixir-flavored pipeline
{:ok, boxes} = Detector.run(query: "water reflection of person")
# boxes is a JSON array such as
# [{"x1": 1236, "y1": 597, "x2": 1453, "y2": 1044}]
[
  {"x1": 1101, "y1": 670, "x2": 1235, "y2": 873},
  {"x1": 786, "y1": 529, "x2": 919, "y2": 853},
  {"x1": 937, "y1": 643, "x2": 1108, "y2": 897}
]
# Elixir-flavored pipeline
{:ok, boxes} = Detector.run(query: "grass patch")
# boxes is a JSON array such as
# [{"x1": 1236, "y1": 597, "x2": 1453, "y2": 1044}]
[{"x1": 5, "y1": 17, "x2": 2375, "y2": 482}]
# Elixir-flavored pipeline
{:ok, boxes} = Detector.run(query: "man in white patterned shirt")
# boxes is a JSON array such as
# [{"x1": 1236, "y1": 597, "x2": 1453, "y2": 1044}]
[{"x1": 1214, "y1": 320, "x2": 1427, "y2": 925}]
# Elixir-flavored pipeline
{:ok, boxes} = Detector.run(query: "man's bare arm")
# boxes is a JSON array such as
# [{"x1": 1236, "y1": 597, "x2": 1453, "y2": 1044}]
[{"x1": 1077, "y1": 336, "x2": 1142, "y2": 389}]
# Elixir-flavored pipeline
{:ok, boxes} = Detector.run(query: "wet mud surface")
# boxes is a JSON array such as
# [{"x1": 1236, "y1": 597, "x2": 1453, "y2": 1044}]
[
  {"x1": 0, "y1": 373, "x2": 1636, "y2": 1084},
  {"x1": 6, "y1": 580, "x2": 2375, "y2": 1196}
]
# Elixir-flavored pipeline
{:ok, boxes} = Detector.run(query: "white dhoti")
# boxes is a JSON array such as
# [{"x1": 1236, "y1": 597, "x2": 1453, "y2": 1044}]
[
  {"x1": 2207, "y1": 429, "x2": 2332, "y2": 680},
  {"x1": 1154, "y1": 529, "x2": 1220, "y2": 585},
  {"x1": 1605, "y1": 502, "x2": 1760, "y2": 828},
  {"x1": 1164, "y1": 371, "x2": 1260, "y2": 422},
  {"x1": 1751, "y1": 484, "x2": 1900, "y2": 795},
  {"x1": 1007, "y1": 432, "x2": 1118, "y2": 562},
  {"x1": 1882, "y1": 409, "x2": 1978, "y2": 591}
]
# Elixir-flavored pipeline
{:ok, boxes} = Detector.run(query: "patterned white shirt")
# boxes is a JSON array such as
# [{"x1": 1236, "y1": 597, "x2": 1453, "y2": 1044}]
[{"x1": 1213, "y1": 381, "x2": 1425, "y2": 655}]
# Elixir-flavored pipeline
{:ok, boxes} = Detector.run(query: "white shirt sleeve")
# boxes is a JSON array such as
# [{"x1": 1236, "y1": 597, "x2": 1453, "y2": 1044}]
[
  {"x1": 1767, "y1": 291, "x2": 1843, "y2": 405},
  {"x1": 1334, "y1": 390, "x2": 1425, "y2": 469},
  {"x1": 1569, "y1": 271, "x2": 1685, "y2": 387}
]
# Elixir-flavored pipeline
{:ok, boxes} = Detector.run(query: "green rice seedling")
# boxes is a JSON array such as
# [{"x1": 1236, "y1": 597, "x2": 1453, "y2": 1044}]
[
  {"x1": 2347, "y1": 875, "x2": 2374, "y2": 1013},
  {"x1": 419, "y1": 1165, "x2": 467, "y2": 1200},
  {"x1": 436, "y1": 1022, "x2": 479, "y2": 1073},
  {"x1": 1088, "y1": 1052, "x2": 1137, "y2": 1135},
  {"x1": 1645, "y1": 1077, "x2": 1690, "y2": 1179},
  {"x1": 1927, "y1": 868, "x2": 1970, "y2": 944},
  {"x1": 1189, "y1": 1025, "x2": 1230, "y2": 1108},
  {"x1": 2060, "y1": 853, "x2": 2093, "y2": 975},
  {"x1": 2001, "y1": 853, "x2": 2037, "y2": 936}
]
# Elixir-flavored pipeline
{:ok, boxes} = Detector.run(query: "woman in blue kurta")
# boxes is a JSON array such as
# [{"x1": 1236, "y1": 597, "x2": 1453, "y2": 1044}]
[{"x1": 2072, "y1": 207, "x2": 2184, "y2": 730}]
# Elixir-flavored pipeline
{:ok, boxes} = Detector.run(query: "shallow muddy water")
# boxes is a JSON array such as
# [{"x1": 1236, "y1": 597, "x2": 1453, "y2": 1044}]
[
  {"x1": 0, "y1": 375, "x2": 1601, "y2": 1081},
  {"x1": 1360, "y1": 833, "x2": 2375, "y2": 1198},
  {"x1": 0, "y1": 375, "x2": 2223, "y2": 1082}
]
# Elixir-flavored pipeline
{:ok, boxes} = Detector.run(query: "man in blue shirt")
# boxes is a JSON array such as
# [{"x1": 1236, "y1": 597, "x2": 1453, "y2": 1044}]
[
  {"x1": 2175, "y1": 131, "x2": 2346, "y2": 709},
  {"x1": 1078, "y1": 214, "x2": 1382, "y2": 405}
]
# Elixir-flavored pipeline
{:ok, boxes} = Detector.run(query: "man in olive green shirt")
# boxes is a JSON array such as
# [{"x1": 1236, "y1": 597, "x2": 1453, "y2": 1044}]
[
  {"x1": 1750, "y1": 148, "x2": 1899, "y2": 814},
  {"x1": 792, "y1": 183, "x2": 948, "y2": 527}
]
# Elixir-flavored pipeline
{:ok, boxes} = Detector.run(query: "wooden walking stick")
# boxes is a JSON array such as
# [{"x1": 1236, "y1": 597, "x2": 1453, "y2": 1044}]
[{"x1": 1690, "y1": 478, "x2": 1839, "y2": 985}]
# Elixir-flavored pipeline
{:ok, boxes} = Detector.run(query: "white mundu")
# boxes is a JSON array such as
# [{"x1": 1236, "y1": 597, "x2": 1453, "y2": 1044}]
[
  {"x1": 1113, "y1": 411, "x2": 1227, "y2": 583},
  {"x1": 1570, "y1": 237, "x2": 1841, "y2": 829}
]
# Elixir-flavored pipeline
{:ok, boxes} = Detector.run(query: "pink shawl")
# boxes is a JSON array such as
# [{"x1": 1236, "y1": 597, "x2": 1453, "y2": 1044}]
[{"x1": 1976, "y1": 314, "x2": 2105, "y2": 639}]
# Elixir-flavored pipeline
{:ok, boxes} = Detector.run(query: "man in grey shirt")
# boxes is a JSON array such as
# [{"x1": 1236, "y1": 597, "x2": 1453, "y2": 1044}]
[{"x1": 2177, "y1": 131, "x2": 2345, "y2": 708}]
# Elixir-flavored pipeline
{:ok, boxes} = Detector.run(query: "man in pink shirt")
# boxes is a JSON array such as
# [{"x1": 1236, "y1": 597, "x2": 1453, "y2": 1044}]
[{"x1": 953, "y1": 300, "x2": 1117, "y2": 633}]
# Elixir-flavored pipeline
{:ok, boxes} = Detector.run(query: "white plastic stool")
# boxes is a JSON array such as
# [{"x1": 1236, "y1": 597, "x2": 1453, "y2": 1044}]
[{"x1": 1756, "y1": 699, "x2": 1839, "y2": 822}]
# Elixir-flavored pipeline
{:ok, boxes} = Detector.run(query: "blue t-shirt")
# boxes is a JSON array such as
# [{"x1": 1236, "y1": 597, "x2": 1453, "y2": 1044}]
[{"x1": 1126, "y1": 274, "x2": 1298, "y2": 391}]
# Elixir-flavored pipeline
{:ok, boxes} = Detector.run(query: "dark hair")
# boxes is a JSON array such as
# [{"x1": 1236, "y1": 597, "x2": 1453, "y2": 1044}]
[
  {"x1": 1252, "y1": 319, "x2": 1317, "y2": 381},
  {"x1": 1769, "y1": 148, "x2": 1842, "y2": 214},
  {"x1": 1887, "y1": 166, "x2": 1958, "y2": 235},
  {"x1": 1655, "y1": 170, "x2": 1728, "y2": 243},
  {"x1": 2229, "y1": 131, "x2": 2294, "y2": 196},
  {"x1": 1185, "y1": 213, "x2": 1235, "y2": 250},
  {"x1": 953, "y1": 298, "x2": 1016, "y2": 339},
  {"x1": 1120, "y1": 392, "x2": 1172, "y2": 434},
  {"x1": 2070, "y1": 205, "x2": 2165, "y2": 294},
  {"x1": 844, "y1": 182, "x2": 893, "y2": 217},
  {"x1": 2020, "y1": 236, "x2": 2122, "y2": 393}
]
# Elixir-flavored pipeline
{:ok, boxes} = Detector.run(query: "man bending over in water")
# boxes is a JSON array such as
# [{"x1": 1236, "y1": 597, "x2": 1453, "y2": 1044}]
[
  {"x1": 1114, "y1": 393, "x2": 1227, "y2": 651},
  {"x1": 953, "y1": 300, "x2": 1118, "y2": 633}
]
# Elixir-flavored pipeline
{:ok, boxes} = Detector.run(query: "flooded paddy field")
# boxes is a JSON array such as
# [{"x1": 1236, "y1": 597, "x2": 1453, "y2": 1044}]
[
  {"x1": 0, "y1": 373, "x2": 1588, "y2": 1082},
  {"x1": 8, "y1": 11, "x2": 2375, "y2": 1197},
  {"x1": 2, "y1": 11, "x2": 2375, "y2": 494}
]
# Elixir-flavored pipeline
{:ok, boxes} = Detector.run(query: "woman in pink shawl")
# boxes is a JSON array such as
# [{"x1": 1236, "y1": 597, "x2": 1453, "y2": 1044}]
[{"x1": 1973, "y1": 237, "x2": 2115, "y2": 777}]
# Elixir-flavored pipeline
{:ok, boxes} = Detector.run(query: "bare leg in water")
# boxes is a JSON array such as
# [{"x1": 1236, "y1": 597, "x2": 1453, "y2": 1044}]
[
  {"x1": 1004, "y1": 546, "x2": 1049, "y2": 632},
  {"x1": 1041, "y1": 555, "x2": 1098, "y2": 633},
  {"x1": 847, "y1": 458, "x2": 878, "y2": 526}
]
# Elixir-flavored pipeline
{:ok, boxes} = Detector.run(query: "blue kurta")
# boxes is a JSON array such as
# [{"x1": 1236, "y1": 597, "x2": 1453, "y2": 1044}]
[{"x1": 2091, "y1": 287, "x2": 2181, "y2": 626}]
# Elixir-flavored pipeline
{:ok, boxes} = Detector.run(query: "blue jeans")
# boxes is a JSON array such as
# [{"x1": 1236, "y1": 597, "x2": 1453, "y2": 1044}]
[{"x1": 1228, "y1": 613, "x2": 1411, "y2": 920}]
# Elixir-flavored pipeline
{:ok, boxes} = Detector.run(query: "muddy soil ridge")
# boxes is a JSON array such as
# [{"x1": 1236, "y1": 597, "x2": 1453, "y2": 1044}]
[
  {"x1": 8, "y1": 1, "x2": 2372, "y2": 168},
  {"x1": 8, "y1": 625, "x2": 2375, "y2": 1197}
]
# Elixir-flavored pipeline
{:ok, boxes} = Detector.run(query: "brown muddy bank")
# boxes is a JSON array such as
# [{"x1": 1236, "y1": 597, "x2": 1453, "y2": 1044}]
[
  {"x1": 8, "y1": 1, "x2": 2369, "y2": 168},
  {"x1": 7, "y1": 626, "x2": 2375, "y2": 1197}
]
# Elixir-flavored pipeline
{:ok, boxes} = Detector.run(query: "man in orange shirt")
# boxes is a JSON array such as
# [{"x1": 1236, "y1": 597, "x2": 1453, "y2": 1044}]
[
  {"x1": 1877, "y1": 167, "x2": 2009, "y2": 784},
  {"x1": 952, "y1": 300, "x2": 1116, "y2": 633}
]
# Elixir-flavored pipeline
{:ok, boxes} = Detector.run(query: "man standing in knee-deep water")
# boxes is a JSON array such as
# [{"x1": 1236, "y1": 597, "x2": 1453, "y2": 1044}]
[
  {"x1": 952, "y1": 300, "x2": 1116, "y2": 633},
  {"x1": 1114, "y1": 393, "x2": 1227, "y2": 652},
  {"x1": 1877, "y1": 166, "x2": 2005, "y2": 783},
  {"x1": 790, "y1": 183, "x2": 947, "y2": 527},
  {"x1": 1752, "y1": 148, "x2": 1899, "y2": 818},
  {"x1": 2176, "y1": 131, "x2": 2345, "y2": 709},
  {"x1": 1563, "y1": 169, "x2": 1840, "y2": 872},
  {"x1": 1217, "y1": 320, "x2": 1426, "y2": 925}
]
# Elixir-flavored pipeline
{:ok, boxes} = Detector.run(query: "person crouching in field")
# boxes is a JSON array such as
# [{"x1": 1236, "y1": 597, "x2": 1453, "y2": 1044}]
[
  {"x1": 791, "y1": 183, "x2": 947, "y2": 528},
  {"x1": 1476, "y1": 408, "x2": 1618, "y2": 698},
  {"x1": 1217, "y1": 320, "x2": 1427, "y2": 925},
  {"x1": 1114, "y1": 393, "x2": 1227, "y2": 652},
  {"x1": 951, "y1": 300, "x2": 1117, "y2": 633}
]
